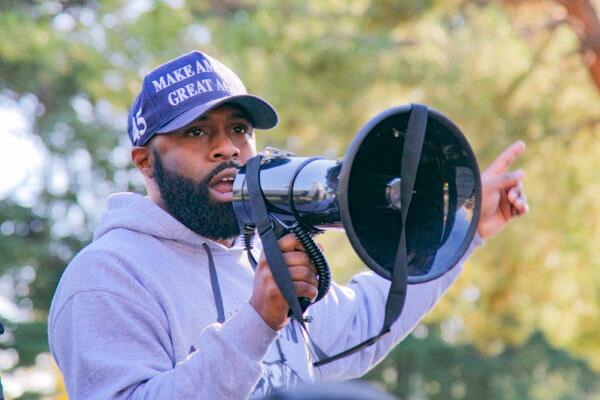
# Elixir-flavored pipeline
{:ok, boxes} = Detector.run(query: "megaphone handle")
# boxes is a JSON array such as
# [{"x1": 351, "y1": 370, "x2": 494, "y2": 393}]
[
  {"x1": 242, "y1": 221, "x2": 314, "y2": 316},
  {"x1": 270, "y1": 215, "x2": 290, "y2": 239},
  {"x1": 244, "y1": 156, "x2": 312, "y2": 325},
  {"x1": 270, "y1": 218, "x2": 322, "y2": 315},
  {"x1": 290, "y1": 298, "x2": 312, "y2": 316}
]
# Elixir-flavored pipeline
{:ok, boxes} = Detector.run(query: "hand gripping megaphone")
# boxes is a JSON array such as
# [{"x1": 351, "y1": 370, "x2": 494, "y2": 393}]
[{"x1": 232, "y1": 104, "x2": 481, "y2": 365}]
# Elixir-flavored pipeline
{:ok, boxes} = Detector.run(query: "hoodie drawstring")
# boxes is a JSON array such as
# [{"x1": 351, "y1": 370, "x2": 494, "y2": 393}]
[{"x1": 202, "y1": 243, "x2": 225, "y2": 323}]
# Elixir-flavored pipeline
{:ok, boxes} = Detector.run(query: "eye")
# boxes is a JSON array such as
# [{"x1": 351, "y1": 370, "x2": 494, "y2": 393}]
[
  {"x1": 232, "y1": 125, "x2": 252, "y2": 136},
  {"x1": 186, "y1": 127, "x2": 208, "y2": 137}
]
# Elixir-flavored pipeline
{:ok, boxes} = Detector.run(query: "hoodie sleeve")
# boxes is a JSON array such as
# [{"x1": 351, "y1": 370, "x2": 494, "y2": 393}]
[
  {"x1": 307, "y1": 235, "x2": 483, "y2": 380},
  {"x1": 48, "y1": 260, "x2": 278, "y2": 399}
]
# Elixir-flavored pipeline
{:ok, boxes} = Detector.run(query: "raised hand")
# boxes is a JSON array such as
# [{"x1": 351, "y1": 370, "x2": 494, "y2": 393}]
[{"x1": 477, "y1": 141, "x2": 529, "y2": 239}]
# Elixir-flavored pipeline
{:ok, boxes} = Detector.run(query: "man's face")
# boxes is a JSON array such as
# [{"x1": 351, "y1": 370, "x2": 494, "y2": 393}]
[{"x1": 150, "y1": 104, "x2": 257, "y2": 240}]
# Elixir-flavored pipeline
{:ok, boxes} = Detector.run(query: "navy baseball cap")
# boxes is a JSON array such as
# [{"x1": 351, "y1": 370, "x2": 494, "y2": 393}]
[{"x1": 127, "y1": 50, "x2": 278, "y2": 146}]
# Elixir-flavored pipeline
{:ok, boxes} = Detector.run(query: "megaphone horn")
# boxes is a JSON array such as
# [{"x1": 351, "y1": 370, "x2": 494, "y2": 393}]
[{"x1": 233, "y1": 103, "x2": 481, "y2": 283}]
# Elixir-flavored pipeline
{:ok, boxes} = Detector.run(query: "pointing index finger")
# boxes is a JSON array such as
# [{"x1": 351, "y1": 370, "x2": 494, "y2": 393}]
[{"x1": 486, "y1": 140, "x2": 526, "y2": 176}]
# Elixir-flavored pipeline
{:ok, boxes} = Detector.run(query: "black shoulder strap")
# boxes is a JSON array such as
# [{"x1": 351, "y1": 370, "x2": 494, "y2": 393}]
[
  {"x1": 244, "y1": 104, "x2": 428, "y2": 367},
  {"x1": 313, "y1": 103, "x2": 428, "y2": 366},
  {"x1": 381, "y1": 103, "x2": 428, "y2": 332},
  {"x1": 245, "y1": 156, "x2": 307, "y2": 325}
]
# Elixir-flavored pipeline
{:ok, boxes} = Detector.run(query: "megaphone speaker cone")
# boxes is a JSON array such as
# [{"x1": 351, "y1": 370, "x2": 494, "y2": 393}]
[{"x1": 338, "y1": 104, "x2": 481, "y2": 283}]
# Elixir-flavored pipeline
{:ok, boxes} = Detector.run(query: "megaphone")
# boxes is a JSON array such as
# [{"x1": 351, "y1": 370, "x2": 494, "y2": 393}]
[{"x1": 232, "y1": 103, "x2": 481, "y2": 364}]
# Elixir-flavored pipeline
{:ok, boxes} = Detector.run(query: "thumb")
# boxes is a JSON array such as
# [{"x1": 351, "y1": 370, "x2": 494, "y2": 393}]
[{"x1": 484, "y1": 170, "x2": 524, "y2": 192}]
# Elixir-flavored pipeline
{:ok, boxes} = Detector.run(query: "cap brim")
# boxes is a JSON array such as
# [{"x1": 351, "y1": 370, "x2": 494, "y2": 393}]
[{"x1": 156, "y1": 94, "x2": 278, "y2": 134}]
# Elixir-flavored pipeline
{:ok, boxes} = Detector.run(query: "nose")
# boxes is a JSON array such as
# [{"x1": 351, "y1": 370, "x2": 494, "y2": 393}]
[{"x1": 208, "y1": 131, "x2": 240, "y2": 161}]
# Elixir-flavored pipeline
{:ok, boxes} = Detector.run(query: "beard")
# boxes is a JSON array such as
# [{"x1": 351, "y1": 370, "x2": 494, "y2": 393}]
[{"x1": 152, "y1": 148, "x2": 241, "y2": 240}]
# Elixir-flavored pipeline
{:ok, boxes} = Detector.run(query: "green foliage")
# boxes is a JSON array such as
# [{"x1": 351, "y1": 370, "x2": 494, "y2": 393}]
[
  {"x1": 0, "y1": 0, "x2": 599, "y2": 398},
  {"x1": 366, "y1": 327, "x2": 600, "y2": 400}
]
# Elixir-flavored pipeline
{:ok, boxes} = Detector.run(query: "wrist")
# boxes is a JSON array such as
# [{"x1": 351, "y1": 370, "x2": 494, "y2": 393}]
[
  {"x1": 222, "y1": 303, "x2": 279, "y2": 362},
  {"x1": 249, "y1": 296, "x2": 287, "y2": 331}
]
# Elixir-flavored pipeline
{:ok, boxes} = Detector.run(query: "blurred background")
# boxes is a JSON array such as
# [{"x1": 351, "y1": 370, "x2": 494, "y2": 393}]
[{"x1": 0, "y1": 0, "x2": 599, "y2": 398}]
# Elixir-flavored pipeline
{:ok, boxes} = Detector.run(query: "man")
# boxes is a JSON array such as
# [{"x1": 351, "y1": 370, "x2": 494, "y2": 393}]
[{"x1": 48, "y1": 50, "x2": 529, "y2": 399}]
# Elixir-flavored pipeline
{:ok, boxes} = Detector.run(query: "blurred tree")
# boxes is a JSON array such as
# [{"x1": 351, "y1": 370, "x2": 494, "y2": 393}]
[
  {"x1": 366, "y1": 327, "x2": 600, "y2": 399},
  {"x1": 0, "y1": 0, "x2": 598, "y2": 398},
  {"x1": 501, "y1": 0, "x2": 600, "y2": 89}
]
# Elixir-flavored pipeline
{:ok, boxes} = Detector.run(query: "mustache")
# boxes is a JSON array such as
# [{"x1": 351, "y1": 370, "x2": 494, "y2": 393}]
[{"x1": 202, "y1": 160, "x2": 242, "y2": 185}]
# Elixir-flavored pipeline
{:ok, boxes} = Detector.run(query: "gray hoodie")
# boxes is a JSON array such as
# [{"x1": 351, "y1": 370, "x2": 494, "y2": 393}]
[{"x1": 48, "y1": 192, "x2": 481, "y2": 399}]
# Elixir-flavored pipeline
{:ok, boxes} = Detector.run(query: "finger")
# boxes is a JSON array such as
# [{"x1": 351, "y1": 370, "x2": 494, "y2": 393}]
[
  {"x1": 257, "y1": 252, "x2": 269, "y2": 270},
  {"x1": 485, "y1": 170, "x2": 524, "y2": 192},
  {"x1": 512, "y1": 194, "x2": 529, "y2": 215},
  {"x1": 485, "y1": 141, "x2": 526, "y2": 176},
  {"x1": 508, "y1": 196, "x2": 525, "y2": 213},
  {"x1": 507, "y1": 190, "x2": 529, "y2": 217},
  {"x1": 510, "y1": 202, "x2": 528, "y2": 217},
  {"x1": 508, "y1": 187, "x2": 519, "y2": 203},
  {"x1": 294, "y1": 281, "x2": 318, "y2": 302},
  {"x1": 515, "y1": 180, "x2": 524, "y2": 193},
  {"x1": 519, "y1": 190, "x2": 528, "y2": 211},
  {"x1": 507, "y1": 181, "x2": 524, "y2": 203},
  {"x1": 511, "y1": 182, "x2": 528, "y2": 211},
  {"x1": 278, "y1": 234, "x2": 305, "y2": 253},
  {"x1": 283, "y1": 251, "x2": 313, "y2": 269},
  {"x1": 499, "y1": 189, "x2": 513, "y2": 220},
  {"x1": 507, "y1": 182, "x2": 522, "y2": 203},
  {"x1": 288, "y1": 265, "x2": 318, "y2": 287}
]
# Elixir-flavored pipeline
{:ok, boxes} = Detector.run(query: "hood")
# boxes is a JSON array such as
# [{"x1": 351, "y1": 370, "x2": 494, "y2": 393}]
[{"x1": 93, "y1": 192, "x2": 244, "y2": 253}]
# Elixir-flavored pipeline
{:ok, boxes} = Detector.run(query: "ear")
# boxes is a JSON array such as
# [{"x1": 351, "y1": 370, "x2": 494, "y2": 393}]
[{"x1": 131, "y1": 146, "x2": 154, "y2": 179}]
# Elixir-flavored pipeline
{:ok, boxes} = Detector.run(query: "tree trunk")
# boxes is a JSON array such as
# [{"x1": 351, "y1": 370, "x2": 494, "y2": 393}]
[{"x1": 557, "y1": 0, "x2": 600, "y2": 91}]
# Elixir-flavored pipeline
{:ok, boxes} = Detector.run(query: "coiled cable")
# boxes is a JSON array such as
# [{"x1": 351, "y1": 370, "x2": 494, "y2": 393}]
[
  {"x1": 243, "y1": 225, "x2": 258, "y2": 269},
  {"x1": 289, "y1": 223, "x2": 331, "y2": 303}
]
